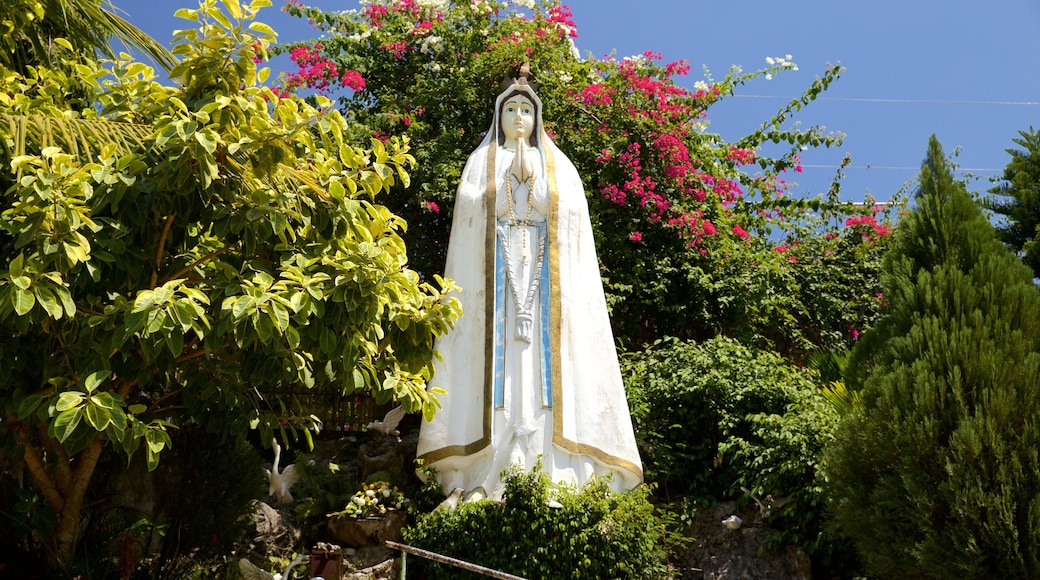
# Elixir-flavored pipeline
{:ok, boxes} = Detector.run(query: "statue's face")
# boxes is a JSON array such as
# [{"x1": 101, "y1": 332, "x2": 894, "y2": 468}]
[{"x1": 502, "y1": 95, "x2": 535, "y2": 142}]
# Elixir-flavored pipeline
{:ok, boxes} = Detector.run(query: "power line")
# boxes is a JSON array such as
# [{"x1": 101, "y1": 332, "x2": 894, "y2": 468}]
[
  {"x1": 734, "y1": 95, "x2": 1040, "y2": 107},
  {"x1": 802, "y1": 163, "x2": 1002, "y2": 173}
]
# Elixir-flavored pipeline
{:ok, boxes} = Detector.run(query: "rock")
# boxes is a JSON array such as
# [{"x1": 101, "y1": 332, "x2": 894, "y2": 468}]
[
  {"x1": 248, "y1": 500, "x2": 302, "y2": 560},
  {"x1": 681, "y1": 501, "x2": 810, "y2": 579},
  {"x1": 358, "y1": 437, "x2": 406, "y2": 482},
  {"x1": 328, "y1": 511, "x2": 407, "y2": 548}
]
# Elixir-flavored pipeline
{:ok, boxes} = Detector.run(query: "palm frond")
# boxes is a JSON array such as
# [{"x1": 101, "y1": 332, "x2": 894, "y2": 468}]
[
  {"x1": 821, "y1": 380, "x2": 861, "y2": 417},
  {"x1": 2, "y1": 113, "x2": 154, "y2": 159}
]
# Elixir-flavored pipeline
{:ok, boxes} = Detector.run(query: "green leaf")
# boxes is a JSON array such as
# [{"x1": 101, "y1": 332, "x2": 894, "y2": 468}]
[
  {"x1": 34, "y1": 286, "x2": 62, "y2": 319},
  {"x1": 54, "y1": 285, "x2": 76, "y2": 317},
  {"x1": 54, "y1": 408, "x2": 83, "y2": 442},
  {"x1": 194, "y1": 130, "x2": 218, "y2": 154},
  {"x1": 134, "y1": 290, "x2": 156, "y2": 312},
  {"x1": 85, "y1": 402, "x2": 112, "y2": 431},
  {"x1": 9, "y1": 253, "x2": 25, "y2": 278},
  {"x1": 268, "y1": 302, "x2": 289, "y2": 332},
  {"x1": 13, "y1": 287, "x2": 35, "y2": 315},
  {"x1": 248, "y1": 21, "x2": 276, "y2": 36},
  {"x1": 84, "y1": 370, "x2": 111, "y2": 392},
  {"x1": 145, "y1": 429, "x2": 167, "y2": 454},
  {"x1": 11, "y1": 275, "x2": 31, "y2": 290},
  {"x1": 17, "y1": 394, "x2": 45, "y2": 419},
  {"x1": 55, "y1": 392, "x2": 84, "y2": 412}
]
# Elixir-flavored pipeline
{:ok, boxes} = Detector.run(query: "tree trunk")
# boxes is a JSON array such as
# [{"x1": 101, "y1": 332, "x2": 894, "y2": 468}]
[{"x1": 15, "y1": 422, "x2": 104, "y2": 569}]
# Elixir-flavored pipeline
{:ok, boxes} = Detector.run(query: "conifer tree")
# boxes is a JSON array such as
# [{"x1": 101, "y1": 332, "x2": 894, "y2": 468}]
[
  {"x1": 987, "y1": 127, "x2": 1040, "y2": 278},
  {"x1": 824, "y1": 136, "x2": 1040, "y2": 578}
]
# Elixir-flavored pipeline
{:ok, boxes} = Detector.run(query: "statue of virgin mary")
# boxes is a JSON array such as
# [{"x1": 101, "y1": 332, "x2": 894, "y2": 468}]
[{"x1": 416, "y1": 74, "x2": 642, "y2": 500}]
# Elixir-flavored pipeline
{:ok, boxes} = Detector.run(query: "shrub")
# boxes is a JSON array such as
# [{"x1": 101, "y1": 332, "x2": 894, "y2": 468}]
[
  {"x1": 622, "y1": 336, "x2": 854, "y2": 570},
  {"x1": 403, "y1": 466, "x2": 667, "y2": 579}
]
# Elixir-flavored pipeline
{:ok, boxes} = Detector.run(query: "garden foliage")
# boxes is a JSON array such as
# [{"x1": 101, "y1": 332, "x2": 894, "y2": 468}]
[
  {"x1": 825, "y1": 136, "x2": 1040, "y2": 577},
  {"x1": 404, "y1": 465, "x2": 667, "y2": 579},
  {"x1": 0, "y1": 0, "x2": 459, "y2": 567},
  {"x1": 621, "y1": 336, "x2": 845, "y2": 561}
]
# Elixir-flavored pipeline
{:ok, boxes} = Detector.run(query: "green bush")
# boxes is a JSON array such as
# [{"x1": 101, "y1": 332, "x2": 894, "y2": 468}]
[
  {"x1": 622, "y1": 336, "x2": 856, "y2": 571},
  {"x1": 403, "y1": 466, "x2": 667, "y2": 579}
]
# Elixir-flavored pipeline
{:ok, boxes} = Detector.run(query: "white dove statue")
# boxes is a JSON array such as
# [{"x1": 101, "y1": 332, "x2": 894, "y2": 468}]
[
  {"x1": 264, "y1": 437, "x2": 301, "y2": 506},
  {"x1": 365, "y1": 405, "x2": 406, "y2": 437}
]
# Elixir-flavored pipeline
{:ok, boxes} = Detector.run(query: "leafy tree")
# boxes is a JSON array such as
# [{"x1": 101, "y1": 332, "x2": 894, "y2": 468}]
[
  {"x1": 824, "y1": 136, "x2": 1040, "y2": 577},
  {"x1": 986, "y1": 126, "x2": 1040, "y2": 278},
  {"x1": 0, "y1": 0, "x2": 458, "y2": 568},
  {"x1": 277, "y1": 0, "x2": 894, "y2": 357}
]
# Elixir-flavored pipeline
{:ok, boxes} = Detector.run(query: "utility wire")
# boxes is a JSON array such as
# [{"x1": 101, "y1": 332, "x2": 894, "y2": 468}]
[
  {"x1": 733, "y1": 95, "x2": 1040, "y2": 107},
  {"x1": 802, "y1": 164, "x2": 1002, "y2": 172}
]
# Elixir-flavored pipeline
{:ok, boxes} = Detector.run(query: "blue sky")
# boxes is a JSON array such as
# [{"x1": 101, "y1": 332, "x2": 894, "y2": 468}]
[{"x1": 125, "y1": 0, "x2": 1040, "y2": 204}]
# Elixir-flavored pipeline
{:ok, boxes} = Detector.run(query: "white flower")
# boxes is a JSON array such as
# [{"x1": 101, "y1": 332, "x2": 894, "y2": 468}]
[
  {"x1": 694, "y1": 80, "x2": 709, "y2": 92},
  {"x1": 352, "y1": 496, "x2": 366, "y2": 506},
  {"x1": 420, "y1": 35, "x2": 443, "y2": 54},
  {"x1": 567, "y1": 37, "x2": 580, "y2": 61},
  {"x1": 766, "y1": 56, "x2": 775, "y2": 66},
  {"x1": 765, "y1": 73, "x2": 772, "y2": 80},
  {"x1": 417, "y1": 0, "x2": 449, "y2": 11},
  {"x1": 512, "y1": 0, "x2": 536, "y2": 8},
  {"x1": 382, "y1": 488, "x2": 392, "y2": 498},
  {"x1": 365, "y1": 489, "x2": 376, "y2": 497},
  {"x1": 559, "y1": 72, "x2": 573, "y2": 84}
]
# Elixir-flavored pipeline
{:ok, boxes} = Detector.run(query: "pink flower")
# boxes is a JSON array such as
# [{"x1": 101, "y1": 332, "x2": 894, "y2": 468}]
[
  {"x1": 340, "y1": 69, "x2": 366, "y2": 91},
  {"x1": 421, "y1": 200, "x2": 440, "y2": 213},
  {"x1": 629, "y1": 231, "x2": 643, "y2": 242},
  {"x1": 732, "y1": 225, "x2": 749, "y2": 240}
]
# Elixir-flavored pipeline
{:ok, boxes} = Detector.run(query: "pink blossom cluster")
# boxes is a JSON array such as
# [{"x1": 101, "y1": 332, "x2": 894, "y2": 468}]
[
  {"x1": 726, "y1": 147, "x2": 756, "y2": 165},
  {"x1": 580, "y1": 51, "x2": 760, "y2": 247},
  {"x1": 380, "y1": 39, "x2": 410, "y2": 59},
  {"x1": 579, "y1": 84, "x2": 615, "y2": 107},
  {"x1": 284, "y1": 43, "x2": 366, "y2": 94},
  {"x1": 364, "y1": 0, "x2": 433, "y2": 28},
  {"x1": 545, "y1": 4, "x2": 578, "y2": 38},
  {"x1": 667, "y1": 210, "x2": 716, "y2": 249},
  {"x1": 284, "y1": 44, "x2": 338, "y2": 91},
  {"x1": 844, "y1": 214, "x2": 891, "y2": 241},
  {"x1": 421, "y1": 200, "x2": 440, "y2": 213}
]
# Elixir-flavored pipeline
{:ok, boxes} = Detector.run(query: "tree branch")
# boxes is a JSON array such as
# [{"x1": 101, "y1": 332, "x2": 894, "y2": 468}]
[
  {"x1": 10, "y1": 421, "x2": 65, "y2": 512},
  {"x1": 150, "y1": 214, "x2": 176, "y2": 290},
  {"x1": 39, "y1": 424, "x2": 71, "y2": 493},
  {"x1": 163, "y1": 243, "x2": 237, "y2": 284}
]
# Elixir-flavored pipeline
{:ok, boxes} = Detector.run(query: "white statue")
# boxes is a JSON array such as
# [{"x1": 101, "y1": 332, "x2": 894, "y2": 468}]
[
  {"x1": 416, "y1": 73, "x2": 643, "y2": 501},
  {"x1": 265, "y1": 437, "x2": 300, "y2": 506}
]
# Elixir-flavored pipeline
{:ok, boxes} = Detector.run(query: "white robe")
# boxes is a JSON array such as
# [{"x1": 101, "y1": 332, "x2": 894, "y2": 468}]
[{"x1": 416, "y1": 84, "x2": 642, "y2": 498}]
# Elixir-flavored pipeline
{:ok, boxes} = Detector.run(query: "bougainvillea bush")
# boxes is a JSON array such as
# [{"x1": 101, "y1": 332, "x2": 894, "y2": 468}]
[{"x1": 276, "y1": 0, "x2": 896, "y2": 358}]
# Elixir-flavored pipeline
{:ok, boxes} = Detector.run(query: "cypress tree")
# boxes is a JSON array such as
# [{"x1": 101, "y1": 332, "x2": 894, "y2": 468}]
[
  {"x1": 824, "y1": 136, "x2": 1040, "y2": 578},
  {"x1": 987, "y1": 127, "x2": 1040, "y2": 279}
]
